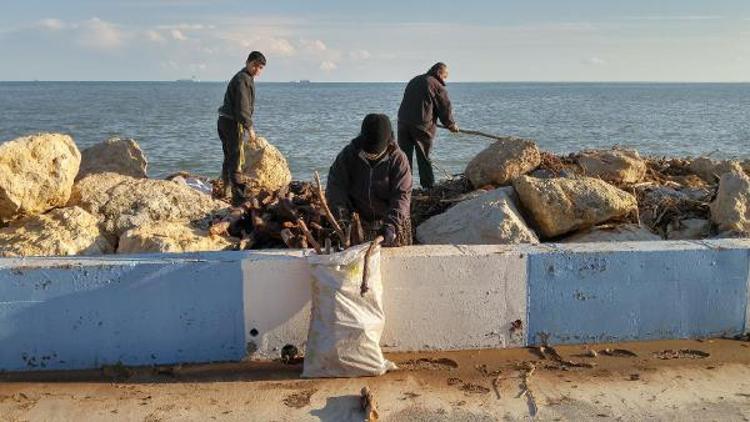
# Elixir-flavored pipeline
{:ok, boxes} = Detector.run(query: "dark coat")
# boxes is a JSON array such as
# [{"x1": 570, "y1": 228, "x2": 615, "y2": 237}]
[
  {"x1": 326, "y1": 137, "x2": 413, "y2": 231},
  {"x1": 218, "y1": 68, "x2": 255, "y2": 130},
  {"x1": 397, "y1": 72, "x2": 455, "y2": 138}
]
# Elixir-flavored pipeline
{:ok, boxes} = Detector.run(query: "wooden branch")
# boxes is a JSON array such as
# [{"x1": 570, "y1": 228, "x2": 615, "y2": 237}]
[
  {"x1": 297, "y1": 218, "x2": 321, "y2": 254},
  {"x1": 360, "y1": 386, "x2": 379, "y2": 422},
  {"x1": 313, "y1": 171, "x2": 349, "y2": 248},
  {"x1": 361, "y1": 236, "x2": 384, "y2": 296},
  {"x1": 437, "y1": 124, "x2": 516, "y2": 143},
  {"x1": 352, "y1": 212, "x2": 364, "y2": 246}
]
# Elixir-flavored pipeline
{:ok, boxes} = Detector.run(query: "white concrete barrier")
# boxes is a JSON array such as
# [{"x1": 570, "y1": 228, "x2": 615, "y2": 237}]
[{"x1": 1, "y1": 239, "x2": 749, "y2": 371}]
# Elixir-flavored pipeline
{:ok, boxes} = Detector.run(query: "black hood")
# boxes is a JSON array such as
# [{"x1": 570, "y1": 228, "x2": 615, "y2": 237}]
[{"x1": 358, "y1": 113, "x2": 394, "y2": 154}]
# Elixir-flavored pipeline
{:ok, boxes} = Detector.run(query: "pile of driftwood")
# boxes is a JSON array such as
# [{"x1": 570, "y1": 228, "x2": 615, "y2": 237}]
[{"x1": 209, "y1": 173, "x2": 371, "y2": 253}]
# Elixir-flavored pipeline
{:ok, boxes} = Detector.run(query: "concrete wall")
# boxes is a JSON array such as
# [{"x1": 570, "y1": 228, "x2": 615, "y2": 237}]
[{"x1": 1, "y1": 239, "x2": 749, "y2": 371}]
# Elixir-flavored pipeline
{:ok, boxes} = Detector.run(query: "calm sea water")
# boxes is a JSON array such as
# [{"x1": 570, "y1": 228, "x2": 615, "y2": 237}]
[{"x1": 1, "y1": 82, "x2": 749, "y2": 182}]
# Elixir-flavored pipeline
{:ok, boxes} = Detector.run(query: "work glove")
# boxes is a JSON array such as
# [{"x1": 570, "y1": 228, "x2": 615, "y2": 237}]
[
  {"x1": 382, "y1": 224, "x2": 397, "y2": 247},
  {"x1": 448, "y1": 123, "x2": 460, "y2": 133},
  {"x1": 248, "y1": 126, "x2": 257, "y2": 142}
]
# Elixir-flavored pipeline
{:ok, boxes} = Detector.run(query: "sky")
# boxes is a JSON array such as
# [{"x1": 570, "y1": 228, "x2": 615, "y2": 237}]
[{"x1": 1, "y1": 0, "x2": 749, "y2": 82}]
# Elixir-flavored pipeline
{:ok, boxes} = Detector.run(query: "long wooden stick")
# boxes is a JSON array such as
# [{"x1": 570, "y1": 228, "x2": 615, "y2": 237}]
[
  {"x1": 313, "y1": 171, "x2": 349, "y2": 248},
  {"x1": 438, "y1": 124, "x2": 516, "y2": 142},
  {"x1": 361, "y1": 236, "x2": 384, "y2": 296},
  {"x1": 297, "y1": 218, "x2": 321, "y2": 254}
]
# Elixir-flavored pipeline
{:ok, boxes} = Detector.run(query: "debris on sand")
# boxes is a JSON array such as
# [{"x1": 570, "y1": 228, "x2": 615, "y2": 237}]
[
  {"x1": 654, "y1": 349, "x2": 710, "y2": 360},
  {"x1": 283, "y1": 388, "x2": 317, "y2": 409},
  {"x1": 361, "y1": 386, "x2": 379, "y2": 422},
  {"x1": 600, "y1": 348, "x2": 639, "y2": 358}
]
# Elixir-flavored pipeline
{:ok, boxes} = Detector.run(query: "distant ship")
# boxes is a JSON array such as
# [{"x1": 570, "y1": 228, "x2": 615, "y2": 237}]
[
  {"x1": 176, "y1": 76, "x2": 199, "y2": 83},
  {"x1": 291, "y1": 79, "x2": 312, "y2": 84}
]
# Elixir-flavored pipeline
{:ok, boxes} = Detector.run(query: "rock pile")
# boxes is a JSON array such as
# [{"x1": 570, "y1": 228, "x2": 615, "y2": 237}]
[{"x1": 1, "y1": 130, "x2": 749, "y2": 257}]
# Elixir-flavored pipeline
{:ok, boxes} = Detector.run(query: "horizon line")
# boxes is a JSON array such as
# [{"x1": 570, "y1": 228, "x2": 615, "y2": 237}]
[{"x1": 2, "y1": 80, "x2": 750, "y2": 84}]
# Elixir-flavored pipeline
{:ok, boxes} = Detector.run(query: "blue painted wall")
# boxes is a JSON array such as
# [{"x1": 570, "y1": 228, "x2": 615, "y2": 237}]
[
  {"x1": 0, "y1": 254, "x2": 246, "y2": 371},
  {"x1": 527, "y1": 246, "x2": 749, "y2": 345}
]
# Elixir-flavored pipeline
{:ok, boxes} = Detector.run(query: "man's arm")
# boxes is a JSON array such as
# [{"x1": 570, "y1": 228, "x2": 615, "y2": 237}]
[
  {"x1": 325, "y1": 151, "x2": 352, "y2": 220},
  {"x1": 433, "y1": 83, "x2": 457, "y2": 131},
  {"x1": 234, "y1": 76, "x2": 255, "y2": 131},
  {"x1": 384, "y1": 153, "x2": 413, "y2": 237}
]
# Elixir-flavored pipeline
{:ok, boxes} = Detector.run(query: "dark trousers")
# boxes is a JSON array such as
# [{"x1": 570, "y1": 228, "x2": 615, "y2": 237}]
[
  {"x1": 217, "y1": 116, "x2": 246, "y2": 205},
  {"x1": 397, "y1": 123, "x2": 435, "y2": 189}
]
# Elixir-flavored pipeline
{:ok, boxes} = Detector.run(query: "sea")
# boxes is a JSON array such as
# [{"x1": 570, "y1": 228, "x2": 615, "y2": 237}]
[{"x1": 1, "y1": 82, "x2": 749, "y2": 183}]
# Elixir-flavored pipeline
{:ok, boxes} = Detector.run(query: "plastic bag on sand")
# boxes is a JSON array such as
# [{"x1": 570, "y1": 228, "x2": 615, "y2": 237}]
[{"x1": 302, "y1": 243, "x2": 396, "y2": 378}]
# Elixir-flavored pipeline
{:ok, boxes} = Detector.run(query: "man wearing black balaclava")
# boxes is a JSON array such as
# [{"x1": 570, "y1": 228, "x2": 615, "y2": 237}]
[
  {"x1": 397, "y1": 62, "x2": 459, "y2": 189},
  {"x1": 326, "y1": 114, "x2": 413, "y2": 247}
]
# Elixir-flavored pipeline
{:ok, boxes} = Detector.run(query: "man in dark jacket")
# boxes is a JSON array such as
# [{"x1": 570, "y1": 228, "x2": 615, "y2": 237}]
[
  {"x1": 326, "y1": 114, "x2": 413, "y2": 247},
  {"x1": 397, "y1": 62, "x2": 459, "y2": 189},
  {"x1": 217, "y1": 51, "x2": 266, "y2": 205}
]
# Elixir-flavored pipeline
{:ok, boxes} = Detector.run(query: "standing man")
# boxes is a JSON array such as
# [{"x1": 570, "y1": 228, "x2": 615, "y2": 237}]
[
  {"x1": 397, "y1": 62, "x2": 459, "y2": 189},
  {"x1": 217, "y1": 51, "x2": 266, "y2": 205}
]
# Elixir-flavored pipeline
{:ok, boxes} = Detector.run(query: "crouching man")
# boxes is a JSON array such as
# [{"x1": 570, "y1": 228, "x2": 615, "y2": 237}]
[{"x1": 326, "y1": 114, "x2": 413, "y2": 247}]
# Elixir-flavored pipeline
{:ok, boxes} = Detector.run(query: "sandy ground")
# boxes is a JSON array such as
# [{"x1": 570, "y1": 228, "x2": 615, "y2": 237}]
[{"x1": 2, "y1": 339, "x2": 750, "y2": 421}]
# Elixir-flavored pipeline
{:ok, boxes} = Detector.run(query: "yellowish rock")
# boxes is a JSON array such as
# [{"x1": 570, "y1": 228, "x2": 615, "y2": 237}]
[
  {"x1": 242, "y1": 136, "x2": 292, "y2": 195},
  {"x1": 0, "y1": 206, "x2": 113, "y2": 257},
  {"x1": 117, "y1": 222, "x2": 234, "y2": 254},
  {"x1": 77, "y1": 137, "x2": 148, "y2": 180},
  {"x1": 0, "y1": 133, "x2": 81, "y2": 221},
  {"x1": 513, "y1": 175, "x2": 638, "y2": 238},
  {"x1": 68, "y1": 172, "x2": 229, "y2": 240},
  {"x1": 577, "y1": 148, "x2": 646, "y2": 185},
  {"x1": 464, "y1": 138, "x2": 541, "y2": 188}
]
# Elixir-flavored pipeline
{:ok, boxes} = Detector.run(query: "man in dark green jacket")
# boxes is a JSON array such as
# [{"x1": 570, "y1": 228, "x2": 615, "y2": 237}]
[{"x1": 217, "y1": 51, "x2": 266, "y2": 205}]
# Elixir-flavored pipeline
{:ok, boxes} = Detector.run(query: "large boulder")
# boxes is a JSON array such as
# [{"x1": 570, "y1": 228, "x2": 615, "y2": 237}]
[
  {"x1": 416, "y1": 187, "x2": 538, "y2": 245},
  {"x1": 464, "y1": 138, "x2": 540, "y2": 188},
  {"x1": 0, "y1": 133, "x2": 81, "y2": 221},
  {"x1": 577, "y1": 148, "x2": 646, "y2": 185},
  {"x1": 688, "y1": 157, "x2": 742, "y2": 183},
  {"x1": 562, "y1": 224, "x2": 661, "y2": 243},
  {"x1": 242, "y1": 136, "x2": 292, "y2": 195},
  {"x1": 710, "y1": 170, "x2": 750, "y2": 233},
  {"x1": 77, "y1": 137, "x2": 148, "y2": 180},
  {"x1": 68, "y1": 172, "x2": 229, "y2": 240},
  {"x1": 117, "y1": 222, "x2": 233, "y2": 254},
  {"x1": 513, "y1": 175, "x2": 638, "y2": 238},
  {"x1": 0, "y1": 206, "x2": 113, "y2": 257}
]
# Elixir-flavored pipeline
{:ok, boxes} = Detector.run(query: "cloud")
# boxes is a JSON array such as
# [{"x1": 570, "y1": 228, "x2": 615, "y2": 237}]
[
  {"x1": 170, "y1": 29, "x2": 187, "y2": 41},
  {"x1": 623, "y1": 15, "x2": 723, "y2": 21},
  {"x1": 300, "y1": 39, "x2": 327, "y2": 52},
  {"x1": 76, "y1": 18, "x2": 125, "y2": 50},
  {"x1": 145, "y1": 30, "x2": 166, "y2": 43},
  {"x1": 320, "y1": 60, "x2": 337, "y2": 71},
  {"x1": 348, "y1": 49, "x2": 371, "y2": 61},
  {"x1": 583, "y1": 57, "x2": 606, "y2": 66},
  {"x1": 36, "y1": 18, "x2": 68, "y2": 31}
]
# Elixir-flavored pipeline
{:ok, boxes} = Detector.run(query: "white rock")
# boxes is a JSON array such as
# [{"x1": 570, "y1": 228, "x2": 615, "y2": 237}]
[
  {"x1": 416, "y1": 187, "x2": 538, "y2": 245},
  {"x1": 688, "y1": 157, "x2": 742, "y2": 183},
  {"x1": 710, "y1": 170, "x2": 750, "y2": 233}
]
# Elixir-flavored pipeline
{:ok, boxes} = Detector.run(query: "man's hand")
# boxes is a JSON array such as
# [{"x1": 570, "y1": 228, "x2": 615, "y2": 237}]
[
  {"x1": 248, "y1": 126, "x2": 257, "y2": 141},
  {"x1": 382, "y1": 225, "x2": 397, "y2": 247},
  {"x1": 448, "y1": 124, "x2": 460, "y2": 133}
]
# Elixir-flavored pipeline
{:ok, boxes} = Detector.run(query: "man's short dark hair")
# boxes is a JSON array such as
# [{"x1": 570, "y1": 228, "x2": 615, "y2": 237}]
[
  {"x1": 428, "y1": 62, "x2": 447, "y2": 76},
  {"x1": 247, "y1": 51, "x2": 267, "y2": 65}
]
